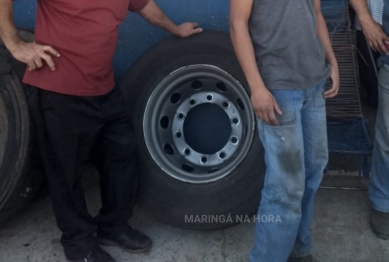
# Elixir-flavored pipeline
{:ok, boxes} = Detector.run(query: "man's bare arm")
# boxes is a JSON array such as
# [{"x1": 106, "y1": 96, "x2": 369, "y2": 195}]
[
  {"x1": 315, "y1": 0, "x2": 339, "y2": 98},
  {"x1": 230, "y1": 0, "x2": 264, "y2": 95},
  {"x1": 230, "y1": 0, "x2": 282, "y2": 126},
  {"x1": 138, "y1": 0, "x2": 202, "y2": 38},
  {"x1": 350, "y1": 0, "x2": 389, "y2": 54},
  {"x1": 350, "y1": 0, "x2": 375, "y2": 26},
  {"x1": 0, "y1": 0, "x2": 20, "y2": 52},
  {"x1": 0, "y1": 0, "x2": 59, "y2": 71}
]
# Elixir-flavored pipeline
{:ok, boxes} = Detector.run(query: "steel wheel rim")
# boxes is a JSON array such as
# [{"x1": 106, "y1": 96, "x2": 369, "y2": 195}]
[{"x1": 143, "y1": 65, "x2": 255, "y2": 184}]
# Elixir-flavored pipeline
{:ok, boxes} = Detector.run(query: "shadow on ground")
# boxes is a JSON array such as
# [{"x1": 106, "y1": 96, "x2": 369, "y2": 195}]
[{"x1": 0, "y1": 184, "x2": 388, "y2": 262}]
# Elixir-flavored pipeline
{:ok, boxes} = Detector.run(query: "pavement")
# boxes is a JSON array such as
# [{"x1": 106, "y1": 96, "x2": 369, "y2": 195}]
[{"x1": 0, "y1": 178, "x2": 388, "y2": 262}]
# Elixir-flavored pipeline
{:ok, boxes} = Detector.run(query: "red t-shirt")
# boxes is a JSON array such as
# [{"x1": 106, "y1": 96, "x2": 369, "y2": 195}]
[{"x1": 23, "y1": 0, "x2": 149, "y2": 96}]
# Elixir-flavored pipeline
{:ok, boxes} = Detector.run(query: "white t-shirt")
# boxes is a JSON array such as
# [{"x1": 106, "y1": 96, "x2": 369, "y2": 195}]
[{"x1": 355, "y1": 0, "x2": 384, "y2": 30}]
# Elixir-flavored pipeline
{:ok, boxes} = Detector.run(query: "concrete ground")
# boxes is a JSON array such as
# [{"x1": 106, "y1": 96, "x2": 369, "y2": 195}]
[{"x1": 0, "y1": 182, "x2": 388, "y2": 262}]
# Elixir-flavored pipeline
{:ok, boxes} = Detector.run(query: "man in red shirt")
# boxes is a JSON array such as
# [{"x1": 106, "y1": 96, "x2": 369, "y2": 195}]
[{"x1": 0, "y1": 0, "x2": 202, "y2": 261}]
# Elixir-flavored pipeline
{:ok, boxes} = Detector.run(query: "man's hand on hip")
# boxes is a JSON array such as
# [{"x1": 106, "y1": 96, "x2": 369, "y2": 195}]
[
  {"x1": 10, "y1": 41, "x2": 60, "y2": 71},
  {"x1": 362, "y1": 19, "x2": 389, "y2": 54}
]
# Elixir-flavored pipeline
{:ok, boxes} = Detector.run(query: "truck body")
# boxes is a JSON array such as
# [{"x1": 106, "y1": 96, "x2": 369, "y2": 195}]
[{"x1": 0, "y1": 0, "x2": 351, "y2": 229}]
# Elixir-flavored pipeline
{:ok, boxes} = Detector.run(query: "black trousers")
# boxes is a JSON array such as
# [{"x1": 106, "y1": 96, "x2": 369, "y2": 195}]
[
  {"x1": 26, "y1": 86, "x2": 138, "y2": 260},
  {"x1": 356, "y1": 30, "x2": 380, "y2": 108}
]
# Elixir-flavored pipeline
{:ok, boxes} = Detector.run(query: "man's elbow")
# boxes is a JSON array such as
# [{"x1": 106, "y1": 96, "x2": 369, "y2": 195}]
[
  {"x1": 230, "y1": 19, "x2": 248, "y2": 33},
  {"x1": 315, "y1": 10, "x2": 325, "y2": 23},
  {"x1": 315, "y1": 7, "x2": 323, "y2": 18}
]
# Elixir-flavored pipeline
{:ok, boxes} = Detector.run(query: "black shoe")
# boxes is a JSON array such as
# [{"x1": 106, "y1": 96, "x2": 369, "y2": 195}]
[
  {"x1": 68, "y1": 246, "x2": 115, "y2": 262},
  {"x1": 288, "y1": 255, "x2": 318, "y2": 262},
  {"x1": 97, "y1": 226, "x2": 152, "y2": 253},
  {"x1": 370, "y1": 209, "x2": 389, "y2": 240}
]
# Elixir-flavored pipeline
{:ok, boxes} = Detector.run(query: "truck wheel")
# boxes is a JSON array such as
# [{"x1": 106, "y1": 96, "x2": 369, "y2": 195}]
[
  {"x1": 0, "y1": 31, "x2": 43, "y2": 227},
  {"x1": 120, "y1": 31, "x2": 265, "y2": 229}
]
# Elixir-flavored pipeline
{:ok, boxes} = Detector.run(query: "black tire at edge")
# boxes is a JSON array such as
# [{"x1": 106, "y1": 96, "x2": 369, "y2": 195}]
[
  {"x1": 119, "y1": 31, "x2": 265, "y2": 230},
  {"x1": 0, "y1": 31, "x2": 44, "y2": 228}
]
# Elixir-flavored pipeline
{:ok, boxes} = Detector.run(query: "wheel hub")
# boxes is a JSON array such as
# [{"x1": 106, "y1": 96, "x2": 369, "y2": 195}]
[
  {"x1": 172, "y1": 91, "x2": 243, "y2": 168},
  {"x1": 143, "y1": 65, "x2": 255, "y2": 183}
]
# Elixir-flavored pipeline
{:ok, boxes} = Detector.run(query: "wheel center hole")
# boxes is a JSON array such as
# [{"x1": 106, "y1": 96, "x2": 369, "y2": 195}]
[{"x1": 183, "y1": 103, "x2": 232, "y2": 155}]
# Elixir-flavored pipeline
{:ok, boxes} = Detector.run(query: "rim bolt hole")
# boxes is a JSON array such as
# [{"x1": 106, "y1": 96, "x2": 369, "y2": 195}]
[
  {"x1": 178, "y1": 113, "x2": 185, "y2": 120},
  {"x1": 219, "y1": 152, "x2": 226, "y2": 159},
  {"x1": 237, "y1": 98, "x2": 245, "y2": 111},
  {"x1": 190, "y1": 99, "x2": 196, "y2": 106},
  {"x1": 201, "y1": 156, "x2": 208, "y2": 164},
  {"x1": 164, "y1": 144, "x2": 174, "y2": 155},
  {"x1": 170, "y1": 93, "x2": 181, "y2": 104},
  {"x1": 182, "y1": 164, "x2": 194, "y2": 173},
  {"x1": 206, "y1": 94, "x2": 213, "y2": 102},
  {"x1": 192, "y1": 80, "x2": 203, "y2": 90},
  {"x1": 184, "y1": 148, "x2": 191, "y2": 155},
  {"x1": 176, "y1": 132, "x2": 182, "y2": 138},
  {"x1": 231, "y1": 136, "x2": 239, "y2": 145},
  {"x1": 223, "y1": 101, "x2": 230, "y2": 108},
  {"x1": 232, "y1": 118, "x2": 240, "y2": 125},
  {"x1": 160, "y1": 116, "x2": 169, "y2": 129},
  {"x1": 216, "y1": 82, "x2": 228, "y2": 92}
]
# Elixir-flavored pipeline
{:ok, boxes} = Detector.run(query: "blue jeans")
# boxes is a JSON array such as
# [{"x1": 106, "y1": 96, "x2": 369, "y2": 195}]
[
  {"x1": 249, "y1": 83, "x2": 328, "y2": 262},
  {"x1": 369, "y1": 64, "x2": 389, "y2": 213}
]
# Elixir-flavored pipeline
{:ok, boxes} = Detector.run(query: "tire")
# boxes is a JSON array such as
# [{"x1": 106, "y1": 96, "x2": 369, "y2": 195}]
[
  {"x1": 0, "y1": 31, "x2": 44, "y2": 227},
  {"x1": 120, "y1": 31, "x2": 265, "y2": 230}
]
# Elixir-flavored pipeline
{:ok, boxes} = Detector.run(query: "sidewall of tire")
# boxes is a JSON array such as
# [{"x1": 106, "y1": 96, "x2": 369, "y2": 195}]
[
  {"x1": 0, "y1": 32, "x2": 43, "y2": 227},
  {"x1": 120, "y1": 32, "x2": 265, "y2": 229}
]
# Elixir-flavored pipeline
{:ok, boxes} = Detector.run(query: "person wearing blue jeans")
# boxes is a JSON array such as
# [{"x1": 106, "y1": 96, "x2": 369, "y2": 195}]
[
  {"x1": 230, "y1": 0, "x2": 339, "y2": 261},
  {"x1": 251, "y1": 83, "x2": 329, "y2": 262},
  {"x1": 351, "y1": 0, "x2": 389, "y2": 240},
  {"x1": 369, "y1": 63, "x2": 389, "y2": 239}
]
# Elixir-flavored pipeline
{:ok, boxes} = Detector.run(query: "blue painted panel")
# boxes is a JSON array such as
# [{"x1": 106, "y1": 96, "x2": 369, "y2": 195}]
[
  {"x1": 13, "y1": 1, "x2": 36, "y2": 30},
  {"x1": 114, "y1": 0, "x2": 230, "y2": 82},
  {"x1": 12, "y1": 0, "x2": 346, "y2": 82}
]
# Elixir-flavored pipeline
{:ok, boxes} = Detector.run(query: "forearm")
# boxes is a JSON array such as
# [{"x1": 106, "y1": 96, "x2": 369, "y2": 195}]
[
  {"x1": 230, "y1": 22, "x2": 266, "y2": 93},
  {"x1": 139, "y1": 0, "x2": 178, "y2": 35},
  {"x1": 0, "y1": 0, "x2": 21, "y2": 53},
  {"x1": 316, "y1": 12, "x2": 338, "y2": 68},
  {"x1": 349, "y1": 0, "x2": 374, "y2": 26}
]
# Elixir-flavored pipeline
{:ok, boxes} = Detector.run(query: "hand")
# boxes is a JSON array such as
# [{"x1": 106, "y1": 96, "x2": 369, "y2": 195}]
[
  {"x1": 251, "y1": 87, "x2": 282, "y2": 126},
  {"x1": 174, "y1": 22, "x2": 203, "y2": 38},
  {"x1": 361, "y1": 19, "x2": 389, "y2": 54},
  {"x1": 10, "y1": 41, "x2": 60, "y2": 71},
  {"x1": 324, "y1": 65, "x2": 340, "y2": 99}
]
